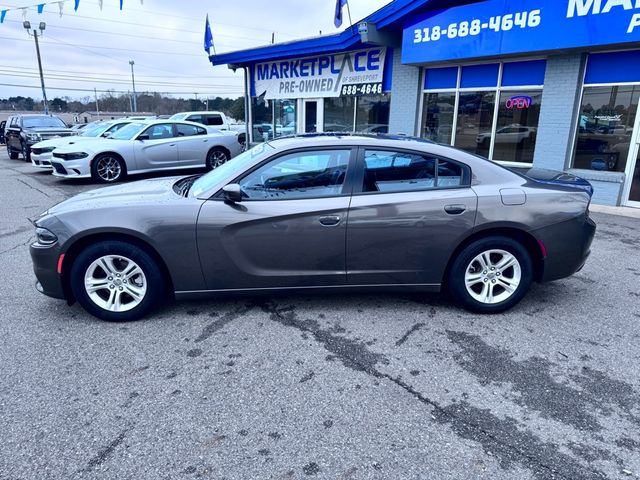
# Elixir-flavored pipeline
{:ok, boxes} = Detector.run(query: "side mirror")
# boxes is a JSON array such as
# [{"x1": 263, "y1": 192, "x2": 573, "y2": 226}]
[
  {"x1": 222, "y1": 184, "x2": 242, "y2": 203},
  {"x1": 137, "y1": 134, "x2": 150, "y2": 141}
]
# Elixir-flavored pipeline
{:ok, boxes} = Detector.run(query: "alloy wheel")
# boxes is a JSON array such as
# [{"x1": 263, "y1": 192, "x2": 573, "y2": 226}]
[
  {"x1": 83, "y1": 255, "x2": 147, "y2": 312},
  {"x1": 209, "y1": 150, "x2": 228, "y2": 168},
  {"x1": 96, "y1": 156, "x2": 122, "y2": 182},
  {"x1": 464, "y1": 249, "x2": 522, "y2": 304}
]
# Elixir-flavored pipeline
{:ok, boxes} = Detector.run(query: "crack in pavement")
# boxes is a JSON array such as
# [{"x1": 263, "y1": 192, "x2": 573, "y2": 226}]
[
  {"x1": 395, "y1": 322, "x2": 426, "y2": 347},
  {"x1": 194, "y1": 304, "x2": 254, "y2": 343},
  {"x1": 260, "y1": 301, "x2": 608, "y2": 480},
  {"x1": 0, "y1": 235, "x2": 34, "y2": 256},
  {"x1": 15, "y1": 177, "x2": 53, "y2": 199},
  {"x1": 80, "y1": 428, "x2": 129, "y2": 473}
]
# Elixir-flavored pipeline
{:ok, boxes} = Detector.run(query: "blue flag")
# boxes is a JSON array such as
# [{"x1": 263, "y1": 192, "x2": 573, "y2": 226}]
[
  {"x1": 74, "y1": 0, "x2": 80, "y2": 11},
  {"x1": 334, "y1": 0, "x2": 348, "y2": 28},
  {"x1": 0, "y1": 10, "x2": 6, "y2": 23},
  {"x1": 37, "y1": 4, "x2": 45, "y2": 14},
  {"x1": 204, "y1": 14, "x2": 214, "y2": 54}
]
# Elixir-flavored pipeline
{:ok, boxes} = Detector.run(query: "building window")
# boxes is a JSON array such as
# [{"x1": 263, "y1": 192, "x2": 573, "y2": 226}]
[
  {"x1": 422, "y1": 92, "x2": 455, "y2": 144},
  {"x1": 454, "y1": 91, "x2": 495, "y2": 158},
  {"x1": 274, "y1": 100, "x2": 297, "y2": 138},
  {"x1": 421, "y1": 60, "x2": 545, "y2": 165},
  {"x1": 571, "y1": 85, "x2": 640, "y2": 172},
  {"x1": 324, "y1": 96, "x2": 356, "y2": 132},
  {"x1": 356, "y1": 95, "x2": 390, "y2": 134},
  {"x1": 493, "y1": 90, "x2": 542, "y2": 163}
]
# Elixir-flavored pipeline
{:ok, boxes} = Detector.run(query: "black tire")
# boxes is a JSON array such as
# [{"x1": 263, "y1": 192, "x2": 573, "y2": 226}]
[
  {"x1": 447, "y1": 236, "x2": 533, "y2": 313},
  {"x1": 8, "y1": 145, "x2": 18, "y2": 160},
  {"x1": 70, "y1": 240, "x2": 166, "y2": 322},
  {"x1": 91, "y1": 153, "x2": 126, "y2": 183},
  {"x1": 21, "y1": 142, "x2": 30, "y2": 162},
  {"x1": 206, "y1": 147, "x2": 230, "y2": 171}
]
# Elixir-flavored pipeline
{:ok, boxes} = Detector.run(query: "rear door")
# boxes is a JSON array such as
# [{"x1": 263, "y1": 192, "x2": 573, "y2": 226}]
[
  {"x1": 196, "y1": 148, "x2": 356, "y2": 290},
  {"x1": 176, "y1": 123, "x2": 209, "y2": 166},
  {"x1": 133, "y1": 123, "x2": 180, "y2": 169},
  {"x1": 346, "y1": 148, "x2": 478, "y2": 286}
]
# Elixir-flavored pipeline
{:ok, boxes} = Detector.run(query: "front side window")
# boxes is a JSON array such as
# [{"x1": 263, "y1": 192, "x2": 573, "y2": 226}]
[
  {"x1": 143, "y1": 123, "x2": 175, "y2": 140},
  {"x1": 571, "y1": 85, "x2": 640, "y2": 172},
  {"x1": 239, "y1": 149, "x2": 351, "y2": 200},
  {"x1": 362, "y1": 150, "x2": 465, "y2": 193},
  {"x1": 186, "y1": 115, "x2": 203, "y2": 124}
]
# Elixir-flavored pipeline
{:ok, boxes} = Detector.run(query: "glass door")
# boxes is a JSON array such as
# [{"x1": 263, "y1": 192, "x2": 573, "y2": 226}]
[
  {"x1": 626, "y1": 144, "x2": 640, "y2": 207},
  {"x1": 302, "y1": 99, "x2": 323, "y2": 133}
]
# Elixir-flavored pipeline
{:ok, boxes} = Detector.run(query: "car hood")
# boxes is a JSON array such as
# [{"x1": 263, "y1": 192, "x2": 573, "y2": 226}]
[
  {"x1": 25, "y1": 126, "x2": 74, "y2": 134},
  {"x1": 53, "y1": 138, "x2": 124, "y2": 153},
  {"x1": 32, "y1": 136, "x2": 92, "y2": 149},
  {"x1": 47, "y1": 176, "x2": 185, "y2": 216}
]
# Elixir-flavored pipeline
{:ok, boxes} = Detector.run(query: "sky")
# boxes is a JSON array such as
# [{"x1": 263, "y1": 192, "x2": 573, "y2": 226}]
[{"x1": 0, "y1": 0, "x2": 390, "y2": 102}]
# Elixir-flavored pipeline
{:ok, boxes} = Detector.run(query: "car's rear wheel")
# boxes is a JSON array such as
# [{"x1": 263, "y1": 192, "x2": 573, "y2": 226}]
[
  {"x1": 70, "y1": 241, "x2": 165, "y2": 321},
  {"x1": 7, "y1": 145, "x2": 18, "y2": 160},
  {"x1": 448, "y1": 236, "x2": 533, "y2": 313},
  {"x1": 206, "y1": 147, "x2": 229, "y2": 170},
  {"x1": 91, "y1": 154, "x2": 126, "y2": 183}
]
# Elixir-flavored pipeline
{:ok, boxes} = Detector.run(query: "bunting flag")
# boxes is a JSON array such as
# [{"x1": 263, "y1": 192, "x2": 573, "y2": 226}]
[
  {"x1": 58, "y1": 1, "x2": 64, "y2": 17},
  {"x1": 74, "y1": 0, "x2": 80, "y2": 11},
  {"x1": 21, "y1": 7, "x2": 28, "y2": 20},
  {"x1": 98, "y1": 0, "x2": 103, "y2": 10},
  {"x1": 0, "y1": 10, "x2": 6, "y2": 23},
  {"x1": 0, "y1": 0, "x2": 141, "y2": 24},
  {"x1": 37, "y1": 4, "x2": 45, "y2": 13},
  {"x1": 120, "y1": 0, "x2": 124, "y2": 10}
]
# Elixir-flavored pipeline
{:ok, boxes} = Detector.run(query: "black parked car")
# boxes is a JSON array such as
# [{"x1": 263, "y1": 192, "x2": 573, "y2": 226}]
[
  {"x1": 5, "y1": 114, "x2": 74, "y2": 162},
  {"x1": 0, "y1": 120, "x2": 6, "y2": 145}
]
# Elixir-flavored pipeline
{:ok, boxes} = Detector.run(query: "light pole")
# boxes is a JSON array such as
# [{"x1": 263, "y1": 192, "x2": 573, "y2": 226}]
[
  {"x1": 24, "y1": 21, "x2": 49, "y2": 115},
  {"x1": 129, "y1": 60, "x2": 137, "y2": 113}
]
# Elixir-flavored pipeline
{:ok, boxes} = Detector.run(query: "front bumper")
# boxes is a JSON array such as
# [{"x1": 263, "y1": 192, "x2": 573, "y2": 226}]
[
  {"x1": 51, "y1": 158, "x2": 92, "y2": 179},
  {"x1": 30, "y1": 241, "x2": 66, "y2": 300},
  {"x1": 534, "y1": 214, "x2": 596, "y2": 282},
  {"x1": 31, "y1": 152, "x2": 53, "y2": 168}
]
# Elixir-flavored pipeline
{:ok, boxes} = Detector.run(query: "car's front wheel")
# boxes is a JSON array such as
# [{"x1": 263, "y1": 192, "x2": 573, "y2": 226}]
[
  {"x1": 21, "y1": 142, "x2": 30, "y2": 162},
  {"x1": 91, "y1": 154, "x2": 126, "y2": 183},
  {"x1": 70, "y1": 241, "x2": 165, "y2": 321},
  {"x1": 447, "y1": 236, "x2": 533, "y2": 313},
  {"x1": 206, "y1": 147, "x2": 230, "y2": 170}
]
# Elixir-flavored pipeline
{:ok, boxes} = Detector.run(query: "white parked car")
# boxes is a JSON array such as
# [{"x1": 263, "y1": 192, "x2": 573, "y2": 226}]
[
  {"x1": 476, "y1": 125, "x2": 537, "y2": 145},
  {"x1": 169, "y1": 111, "x2": 231, "y2": 130},
  {"x1": 50, "y1": 120, "x2": 244, "y2": 183},
  {"x1": 30, "y1": 120, "x2": 134, "y2": 168}
]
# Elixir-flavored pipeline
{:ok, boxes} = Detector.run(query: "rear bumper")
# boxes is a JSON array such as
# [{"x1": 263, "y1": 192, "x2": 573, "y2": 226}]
[{"x1": 533, "y1": 215, "x2": 596, "y2": 282}]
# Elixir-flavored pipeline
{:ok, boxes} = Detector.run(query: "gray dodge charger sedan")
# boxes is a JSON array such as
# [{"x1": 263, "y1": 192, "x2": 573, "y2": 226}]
[{"x1": 30, "y1": 134, "x2": 596, "y2": 321}]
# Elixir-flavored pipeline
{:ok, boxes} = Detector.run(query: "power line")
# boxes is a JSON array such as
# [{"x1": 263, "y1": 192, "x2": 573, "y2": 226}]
[
  {"x1": 0, "y1": 82, "x2": 244, "y2": 96},
  {"x1": 0, "y1": 64, "x2": 237, "y2": 79}
]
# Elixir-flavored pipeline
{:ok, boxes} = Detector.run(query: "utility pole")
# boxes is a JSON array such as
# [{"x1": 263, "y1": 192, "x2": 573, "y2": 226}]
[
  {"x1": 129, "y1": 60, "x2": 137, "y2": 113},
  {"x1": 24, "y1": 21, "x2": 49, "y2": 115},
  {"x1": 94, "y1": 88, "x2": 100, "y2": 117}
]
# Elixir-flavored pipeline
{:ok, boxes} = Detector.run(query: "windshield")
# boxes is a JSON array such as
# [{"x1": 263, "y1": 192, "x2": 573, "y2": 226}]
[
  {"x1": 108, "y1": 122, "x2": 147, "y2": 140},
  {"x1": 81, "y1": 123, "x2": 110, "y2": 137},
  {"x1": 191, "y1": 143, "x2": 275, "y2": 197},
  {"x1": 23, "y1": 116, "x2": 66, "y2": 128}
]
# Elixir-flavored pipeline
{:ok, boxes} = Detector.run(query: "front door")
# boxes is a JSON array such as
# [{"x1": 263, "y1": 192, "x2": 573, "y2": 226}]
[
  {"x1": 134, "y1": 123, "x2": 179, "y2": 169},
  {"x1": 346, "y1": 148, "x2": 478, "y2": 286},
  {"x1": 197, "y1": 148, "x2": 354, "y2": 290}
]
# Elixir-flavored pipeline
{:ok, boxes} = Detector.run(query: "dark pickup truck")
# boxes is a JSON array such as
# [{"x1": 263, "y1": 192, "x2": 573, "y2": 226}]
[{"x1": 6, "y1": 114, "x2": 75, "y2": 162}]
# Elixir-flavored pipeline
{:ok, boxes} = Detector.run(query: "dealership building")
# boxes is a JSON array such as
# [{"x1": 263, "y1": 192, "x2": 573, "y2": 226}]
[{"x1": 210, "y1": 0, "x2": 640, "y2": 207}]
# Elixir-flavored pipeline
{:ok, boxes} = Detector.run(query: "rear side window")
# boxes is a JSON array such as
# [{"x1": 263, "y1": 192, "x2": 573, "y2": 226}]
[
  {"x1": 176, "y1": 124, "x2": 206, "y2": 137},
  {"x1": 204, "y1": 114, "x2": 223, "y2": 126},
  {"x1": 362, "y1": 150, "x2": 466, "y2": 193}
]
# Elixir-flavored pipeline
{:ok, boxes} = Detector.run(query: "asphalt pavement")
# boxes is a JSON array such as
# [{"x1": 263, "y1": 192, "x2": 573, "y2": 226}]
[{"x1": 1, "y1": 150, "x2": 639, "y2": 480}]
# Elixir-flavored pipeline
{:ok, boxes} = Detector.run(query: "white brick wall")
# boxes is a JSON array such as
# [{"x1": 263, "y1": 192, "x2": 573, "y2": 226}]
[
  {"x1": 388, "y1": 49, "x2": 422, "y2": 135},
  {"x1": 533, "y1": 54, "x2": 586, "y2": 170}
]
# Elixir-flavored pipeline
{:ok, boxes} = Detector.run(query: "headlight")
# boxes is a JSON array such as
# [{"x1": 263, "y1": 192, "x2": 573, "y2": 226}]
[
  {"x1": 27, "y1": 133, "x2": 41, "y2": 142},
  {"x1": 55, "y1": 152, "x2": 89, "y2": 160},
  {"x1": 35, "y1": 227, "x2": 58, "y2": 245}
]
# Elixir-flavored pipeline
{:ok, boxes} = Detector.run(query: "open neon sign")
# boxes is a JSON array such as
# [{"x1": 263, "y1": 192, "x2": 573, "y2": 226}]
[{"x1": 505, "y1": 95, "x2": 533, "y2": 109}]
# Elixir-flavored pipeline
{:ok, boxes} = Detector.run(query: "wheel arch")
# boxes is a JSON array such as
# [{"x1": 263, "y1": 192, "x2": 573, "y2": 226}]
[
  {"x1": 92, "y1": 151, "x2": 128, "y2": 173},
  {"x1": 60, "y1": 231, "x2": 174, "y2": 304},
  {"x1": 208, "y1": 145, "x2": 231, "y2": 160},
  {"x1": 442, "y1": 225, "x2": 544, "y2": 287}
]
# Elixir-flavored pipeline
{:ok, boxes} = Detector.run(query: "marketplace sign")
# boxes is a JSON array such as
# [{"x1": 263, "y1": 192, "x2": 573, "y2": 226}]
[
  {"x1": 253, "y1": 48, "x2": 387, "y2": 100},
  {"x1": 402, "y1": 0, "x2": 640, "y2": 64}
]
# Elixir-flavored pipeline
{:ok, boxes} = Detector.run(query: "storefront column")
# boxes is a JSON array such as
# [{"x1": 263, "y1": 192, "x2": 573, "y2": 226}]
[
  {"x1": 388, "y1": 48, "x2": 422, "y2": 135},
  {"x1": 533, "y1": 54, "x2": 587, "y2": 170}
]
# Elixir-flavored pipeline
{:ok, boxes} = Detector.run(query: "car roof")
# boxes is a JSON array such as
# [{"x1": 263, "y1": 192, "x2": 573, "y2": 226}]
[{"x1": 171, "y1": 111, "x2": 223, "y2": 116}]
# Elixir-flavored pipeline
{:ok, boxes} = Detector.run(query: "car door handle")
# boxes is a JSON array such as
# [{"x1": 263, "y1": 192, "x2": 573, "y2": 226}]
[
  {"x1": 169, "y1": 143, "x2": 176, "y2": 147},
  {"x1": 444, "y1": 204, "x2": 466, "y2": 215},
  {"x1": 318, "y1": 215, "x2": 341, "y2": 226}
]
